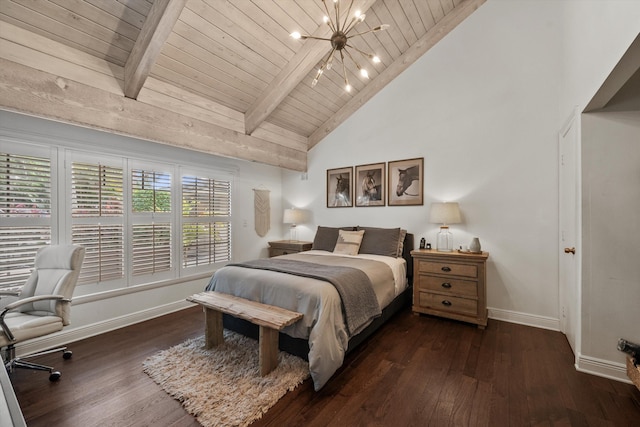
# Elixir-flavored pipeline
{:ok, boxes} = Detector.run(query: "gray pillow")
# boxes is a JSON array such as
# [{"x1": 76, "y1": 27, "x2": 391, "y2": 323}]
[
  {"x1": 357, "y1": 226, "x2": 402, "y2": 258},
  {"x1": 312, "y1": 226, "x2": 355, "y2": 251}
]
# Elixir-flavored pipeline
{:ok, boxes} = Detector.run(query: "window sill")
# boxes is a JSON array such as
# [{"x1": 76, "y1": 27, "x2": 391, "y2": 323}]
[{"x1": 72, "y1": 271, "x2": 214, "y2": 306}]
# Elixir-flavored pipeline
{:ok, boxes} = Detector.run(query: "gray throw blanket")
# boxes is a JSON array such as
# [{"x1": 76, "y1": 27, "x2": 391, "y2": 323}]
[{"x1": 228, "y1": 258, "x2": 381, "y2": 337}]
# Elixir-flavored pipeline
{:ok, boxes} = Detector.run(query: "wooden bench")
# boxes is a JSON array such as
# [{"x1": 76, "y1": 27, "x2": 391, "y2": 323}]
[{"x1": 186, "y1": 291, "x2": 303, "y2": 376}]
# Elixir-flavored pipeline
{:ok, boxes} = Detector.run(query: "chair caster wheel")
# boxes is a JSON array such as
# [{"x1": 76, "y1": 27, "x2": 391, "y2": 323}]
[
  {"x1": 63, "y1": 350, "x2": 73, "y2": 360},
  {"x1": 49, "y1": 371, "x2": 61, "y2": 381}
]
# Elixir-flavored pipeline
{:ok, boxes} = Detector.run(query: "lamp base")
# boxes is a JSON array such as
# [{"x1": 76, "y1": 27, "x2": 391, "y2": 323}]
[{"x1": 436, "y1": 226, "x2": 453, "y2": 252}]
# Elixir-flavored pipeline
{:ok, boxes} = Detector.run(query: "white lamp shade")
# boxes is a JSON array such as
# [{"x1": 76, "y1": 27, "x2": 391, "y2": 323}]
[
  {"x1": 429, "y1": 202, "x2": 461, "y2": 225},
  {"x1": 283, "y1": 208, "x2": 306, "y2": 225}
]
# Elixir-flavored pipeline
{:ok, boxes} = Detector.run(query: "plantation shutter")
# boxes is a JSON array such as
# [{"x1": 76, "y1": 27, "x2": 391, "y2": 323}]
[
  {"x1": 182, "y1": 176, "x2": 231, "y2": 268},
  {"x1": 71, "y1": 162, "x2": 124, "y2": 284},
  {"x1": 131, "y1": 169, "x2": 172, "y2": 276},
  {"x1": 0, "y1": 152, "x2": 52, "y2": 288}
]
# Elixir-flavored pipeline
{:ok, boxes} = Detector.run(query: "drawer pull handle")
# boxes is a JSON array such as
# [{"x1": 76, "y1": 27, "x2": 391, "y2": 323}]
[
  {"x1": 441, "y1": 300, "x2": 452, "y2": 306},
  {"x1": 441, "y1": 283, "x2": 452, "y2": 289},
  {"x1": 441, "y1": 266, "x2": 451, "y2": 272}
]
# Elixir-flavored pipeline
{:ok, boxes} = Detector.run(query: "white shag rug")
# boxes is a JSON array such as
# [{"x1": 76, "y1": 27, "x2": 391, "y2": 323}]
[{"x1": 143, "y1": 330, "x2": 310, "y2": 427}]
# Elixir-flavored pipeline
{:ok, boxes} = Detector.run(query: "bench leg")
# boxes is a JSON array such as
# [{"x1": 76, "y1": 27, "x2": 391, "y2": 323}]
[
  {"x1": 204, "y1": 307, "x2": 223, "y2": 349},
  {"x1": 259, "y1": 326, "x2": 279, "y2": 376}
]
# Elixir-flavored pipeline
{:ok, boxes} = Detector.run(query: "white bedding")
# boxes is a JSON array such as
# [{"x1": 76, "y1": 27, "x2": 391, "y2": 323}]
[{"x1": 205, "y1": 251, "x2": 407, "y2": 390}]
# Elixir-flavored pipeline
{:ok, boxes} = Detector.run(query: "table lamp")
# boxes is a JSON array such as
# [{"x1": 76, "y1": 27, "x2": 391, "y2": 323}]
[
  {"x1": 283, "y1": 208, "x2": 307, "y2": 241},
  {"x1": 429, "y1": 202, "x2": 461, "y2": 252}
]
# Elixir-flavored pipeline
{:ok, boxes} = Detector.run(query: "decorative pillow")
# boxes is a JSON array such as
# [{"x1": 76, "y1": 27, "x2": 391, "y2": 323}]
[
  {"x1": 397, "y1": 229, "x2": 407, "y2": 258},
  {"x1": 357, "y1": 226, "x2": 402, "y2": 258},
  {"x1": 333, "y1": 230, "x2": 365, "y2": 256},
  {"x1": 312, "y1": 226, "x2": 355, "y2": 251}
]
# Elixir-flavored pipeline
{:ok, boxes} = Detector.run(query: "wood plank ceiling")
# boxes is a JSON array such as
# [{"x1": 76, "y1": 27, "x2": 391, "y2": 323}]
[{"x1": 0, "y1": 0, "x2": 486, "y2": 171}]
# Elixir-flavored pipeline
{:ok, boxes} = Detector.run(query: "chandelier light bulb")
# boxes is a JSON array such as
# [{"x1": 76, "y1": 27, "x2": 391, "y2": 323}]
[
  {"x1": 291, "y1": 31, "x2": 301, "y2": 39},
  {"x1": 372, "y1": 55, "x2": 381, "y2": 63},
  {"x1": 323, "y1": 16, "x2": 330, "y2": 24},
  {"x1": 360, "y1": 68, "x2": 369, "y2": 78},
  {"x1": 345, "y1": 84, "x2": 352, "y2": 92}
]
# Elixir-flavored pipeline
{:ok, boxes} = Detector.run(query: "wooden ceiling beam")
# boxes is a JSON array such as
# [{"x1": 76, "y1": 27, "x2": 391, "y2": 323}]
[
  {"x1": 308, "y1": 0, "x2": 487, "y2": 148},
  {"x1": 244, "y1": 0, "x2": 377, "y2": 137},
  {"x1": 124, "y1": 0, "x2": 188, "y2": 99},
  {"x1": 0, "y1": 59, "x2": 307, "y2": 171}
]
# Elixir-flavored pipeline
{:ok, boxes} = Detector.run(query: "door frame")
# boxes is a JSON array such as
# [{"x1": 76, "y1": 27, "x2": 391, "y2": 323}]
[{"x1": 558, "y1": 108, "x2": 581, "y2": 360}]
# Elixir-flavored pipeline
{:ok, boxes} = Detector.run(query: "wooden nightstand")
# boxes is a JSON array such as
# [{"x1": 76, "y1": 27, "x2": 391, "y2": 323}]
[
  {"x1": 411, "y1": 249, "x2": 489, "y2": 328},
  {"x1": 268, "y1": 240, "x2": 312, "y2": 257}
]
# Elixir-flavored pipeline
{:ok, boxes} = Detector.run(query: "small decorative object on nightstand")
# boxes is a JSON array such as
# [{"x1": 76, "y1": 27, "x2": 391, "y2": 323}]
[
  {"x1": 411, "y1": 249, "x2": 489, "y2": 328},
  {"x1": 268, "y1": 240, "x2": 312, "y2": 258}
]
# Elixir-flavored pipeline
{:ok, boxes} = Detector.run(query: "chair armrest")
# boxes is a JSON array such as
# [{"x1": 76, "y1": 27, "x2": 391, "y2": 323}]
[{"x1": 1, "y1": 295, "x2": 65, "y2": 313}]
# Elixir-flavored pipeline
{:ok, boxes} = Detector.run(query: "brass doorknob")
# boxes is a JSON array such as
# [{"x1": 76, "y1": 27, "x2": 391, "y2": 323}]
[{"x1": 564, "y1": 247, "x2": 576, "y2": 254}]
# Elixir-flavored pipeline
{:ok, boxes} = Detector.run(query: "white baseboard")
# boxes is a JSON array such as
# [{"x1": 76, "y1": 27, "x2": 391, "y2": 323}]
[
  {"x1": 488, "y1": 307, "x2": 560, "y2": 331},
  {"x1": 576, "y1": 354, "x2": 632, "y2": 384},
  {"x1": 15, "y1": 300, "x2": 194, "y2": 357}
]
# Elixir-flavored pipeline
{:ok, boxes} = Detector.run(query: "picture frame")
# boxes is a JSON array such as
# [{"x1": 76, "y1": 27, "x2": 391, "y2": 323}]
[
  {"x1": 326, "y1": 166, "x2": 353, "y2": 207},
  {"x1": 355, "y1": 162, "x2": 386, "y2": 207},
  {"x1": 387, "y1": 157, "x2": 424, "y2": 206}
]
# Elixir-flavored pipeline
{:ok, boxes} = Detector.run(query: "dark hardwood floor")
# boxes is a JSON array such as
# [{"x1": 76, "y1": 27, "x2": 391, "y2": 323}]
[{"x1": 9, "y1": 306, "x2": 640, "y2": 426}]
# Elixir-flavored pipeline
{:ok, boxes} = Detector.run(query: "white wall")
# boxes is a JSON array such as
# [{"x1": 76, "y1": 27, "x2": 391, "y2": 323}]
[
  {"x1": 581, "y1": 111, "x2": 640, "y2": 375},
  {"x1": 561, "y1": 0, "x2": 640, "y2": 118},
  {"x1": 285, "y1": 0, "x2": 565, "y2": 328},
  {"x1": 0, "y1": 110, "x2": 287, "y2": 353}
]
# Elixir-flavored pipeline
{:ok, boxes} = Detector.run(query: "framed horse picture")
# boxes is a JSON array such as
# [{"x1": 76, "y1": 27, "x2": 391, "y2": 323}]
[
  {"x1": 355, "y1": 162, "x2": 385, "y2": 207},
  {"x1": 387, "y1": 157, "x2": 424, "y2": 206},
  {"x1": 326, "y1": 167, "x2": 353, "y2": 207}
]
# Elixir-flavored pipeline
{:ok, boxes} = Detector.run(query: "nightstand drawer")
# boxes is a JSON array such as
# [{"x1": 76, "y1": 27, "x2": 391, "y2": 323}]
[
  {"x1": 418, "y1": 292, "x2": 478, "y2": 317},
  {"x1": 417, "y1": 260, "x2": 477, "y2": 278},
  {"x1": 267, "y1": 241, "x2": 313, "y2": 258},
  {"x1": 417, "y1": 274, "x2": 478, "y2": 298},
  {"x1": 268, "y1": 247, "x2": 298, "y2": 257}
]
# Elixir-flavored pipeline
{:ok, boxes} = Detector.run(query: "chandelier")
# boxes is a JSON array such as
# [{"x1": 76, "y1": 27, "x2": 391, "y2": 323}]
[{"x1": 290, "y1": 0, "x2": 390, "y2": 92}]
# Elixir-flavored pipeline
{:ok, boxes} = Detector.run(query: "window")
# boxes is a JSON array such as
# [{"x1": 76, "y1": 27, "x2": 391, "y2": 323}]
[
  {"x1": 131, "y1": 168, "x2": 172, "y2": 277},
  {"x1": 0, "y1": 151, "x2": 51, "y2": 288},
  {"x1": 182, "y1": 176, "x2": 231, "y2": 268},
  {"x1": 0, "y1": 141, "x2": 234, "y2": 293},
  {"x1": 71, "y1": 161, "x2": 124, "y2": 285}
]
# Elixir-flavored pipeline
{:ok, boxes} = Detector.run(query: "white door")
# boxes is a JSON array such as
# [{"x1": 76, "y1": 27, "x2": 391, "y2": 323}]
[{"x1": 559, "y1": 113, "x2": 580, "y2": 356}]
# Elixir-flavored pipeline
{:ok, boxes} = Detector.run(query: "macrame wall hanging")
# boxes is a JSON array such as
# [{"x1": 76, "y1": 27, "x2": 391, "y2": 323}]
[{"x1": 253, "y1": 188, "x2": 270, "y2": 237}]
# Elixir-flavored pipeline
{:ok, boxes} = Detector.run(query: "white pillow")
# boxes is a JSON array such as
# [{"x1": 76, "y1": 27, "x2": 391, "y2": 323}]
[{"x1": 333, "y1": 229, "x2": 365, "y2": 256}]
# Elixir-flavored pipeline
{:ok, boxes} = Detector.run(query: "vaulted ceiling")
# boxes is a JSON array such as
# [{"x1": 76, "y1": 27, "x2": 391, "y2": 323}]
[{"x1": 0, "y1": 0, "x2": 485, "y2": 171}]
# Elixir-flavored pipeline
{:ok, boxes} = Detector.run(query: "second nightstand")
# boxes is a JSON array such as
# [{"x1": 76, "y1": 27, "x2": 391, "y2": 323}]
[
  {"x1": 268, "y1": 240, "x2": 312, "y2": 257},
  {"x1": 411, "y1": 249, "x2": 489, "y2": 328}
]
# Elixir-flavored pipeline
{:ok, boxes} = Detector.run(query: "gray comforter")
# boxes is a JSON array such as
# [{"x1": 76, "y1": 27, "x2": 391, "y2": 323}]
[
  {"x1": 227, "y1": 257, "x2": 381, "y2": 337},
  {"x1": 205, "y1": 251, "x2": 396, "y2": 390}
]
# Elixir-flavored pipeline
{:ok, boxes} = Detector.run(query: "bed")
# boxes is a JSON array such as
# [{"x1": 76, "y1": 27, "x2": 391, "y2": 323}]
[{"x1": 205, "y1": 226, "x2": 414, "y2": 390}]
